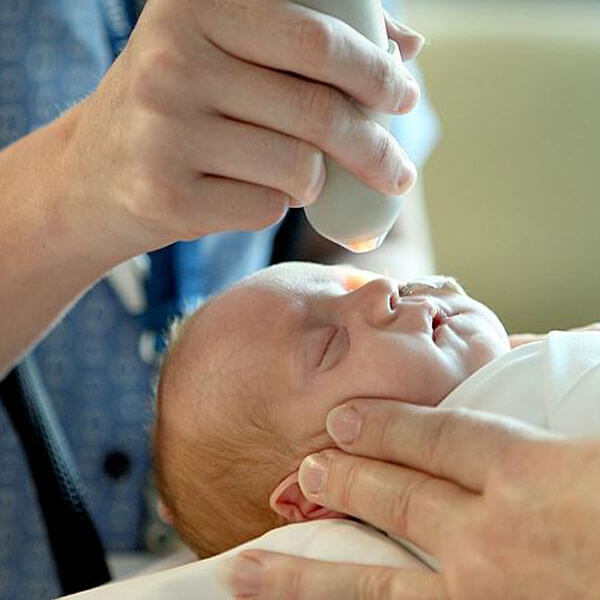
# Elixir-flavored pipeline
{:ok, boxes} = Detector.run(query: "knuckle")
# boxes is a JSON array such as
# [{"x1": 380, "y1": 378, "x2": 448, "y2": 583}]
[
  {"x1": 286, "y1": 567, "x2": 308, "y2": 600},
  {"x1": 360, "y1": 570, "x2": 397, "y2": 600},
  {"x1": 125, "y1": 173, "x2": 177, "y2": 229},
  {"x1": 392, "y1": 474, "x2": 430, "y2": 537},
  {"x1": 300, "y1": 83, "x2": 344, "y2": 141},
  {"x1": 371, "y1": 132, "x2": 397, "y2": 181},
  {"x1": 424, "y1": 409, "x2": 458, "y2": 473},
  {"x1": 378, "y1": 412, "x2": 399, "y2": 457},
  {"x1": 485, "y1": 441, "x2": 537, "y2": 503},
  {"x1": 130, "y1": 48, "x2": 179, "y2": 110},
  {"x1": 371, "y1": 55, "x2": 398, "y2": 104},
  {"x1": 340, "y1": 459, "x2": 362, "y2": 511},
  {"x1": 294, "y1": 17, "x2": 337, "y2": 68}
]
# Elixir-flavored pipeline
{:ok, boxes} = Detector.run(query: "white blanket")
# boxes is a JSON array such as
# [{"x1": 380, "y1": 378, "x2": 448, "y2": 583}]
[{"x1": 63, "y1": 331, "x2": 600, "y2": 599}]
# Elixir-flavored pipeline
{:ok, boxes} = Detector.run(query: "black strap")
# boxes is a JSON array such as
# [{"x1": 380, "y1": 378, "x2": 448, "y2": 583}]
[{"x1": 0, "y1": 358, "x2": 111, "y2": 595}]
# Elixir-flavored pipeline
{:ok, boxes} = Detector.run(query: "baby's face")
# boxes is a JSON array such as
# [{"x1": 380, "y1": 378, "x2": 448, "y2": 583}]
[{"x1": 202, "y1": 263, "x2": 510, "y2": 448}]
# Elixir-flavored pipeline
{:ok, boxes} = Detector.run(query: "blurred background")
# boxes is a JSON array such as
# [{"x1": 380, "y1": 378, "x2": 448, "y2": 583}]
[{"x1": 404, "y1": 0, "x2": 600, "y2": 334}]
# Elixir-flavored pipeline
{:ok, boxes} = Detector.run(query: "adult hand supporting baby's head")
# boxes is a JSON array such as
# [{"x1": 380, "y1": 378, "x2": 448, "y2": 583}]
[{"x1": 223, "y1": 399, "x2": 600, "y2": 599}]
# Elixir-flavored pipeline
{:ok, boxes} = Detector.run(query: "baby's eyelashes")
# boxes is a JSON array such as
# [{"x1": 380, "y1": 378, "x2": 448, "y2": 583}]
[{"x1": 318, "y1": 326, "x2": 350, "y2": 372}]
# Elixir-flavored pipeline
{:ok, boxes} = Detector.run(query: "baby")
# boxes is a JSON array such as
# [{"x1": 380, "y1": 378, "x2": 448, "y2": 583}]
[{"x1": 153, "y1": 262, "x2": 510, "y2": 558}]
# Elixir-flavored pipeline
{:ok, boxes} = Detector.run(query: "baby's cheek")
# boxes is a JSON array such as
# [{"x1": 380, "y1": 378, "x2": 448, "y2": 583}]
[
  {"x1": 285, "y1": 385, "x2": 343, "y2": 443},
  {"x1": 468, "y1": 331, "x2": 509, "y2": 373}
]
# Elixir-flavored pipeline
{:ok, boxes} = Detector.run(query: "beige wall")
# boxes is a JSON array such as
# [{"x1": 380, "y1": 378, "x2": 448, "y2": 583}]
[{"x1": 405, "y1": 1, "x2": 600, "y2": 333}]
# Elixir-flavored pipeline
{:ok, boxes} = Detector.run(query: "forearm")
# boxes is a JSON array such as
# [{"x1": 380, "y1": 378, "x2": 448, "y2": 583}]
[{"x1": 0, "y1": 102, "x2": 138, "y2": 376}]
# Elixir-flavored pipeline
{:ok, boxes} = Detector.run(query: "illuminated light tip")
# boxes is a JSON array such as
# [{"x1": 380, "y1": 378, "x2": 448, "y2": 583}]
[
  {"x1": 344, "y1": 235, "x2": 387, "y2": 254},
  {"x1": 342, "y1": 270, "x2": 378, "y2": 291}
]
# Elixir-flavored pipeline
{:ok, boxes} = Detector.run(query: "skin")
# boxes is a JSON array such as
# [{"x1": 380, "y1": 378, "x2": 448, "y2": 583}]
[
  {"x1": 0, "y1": 1, "x2": 424, "y2": 376},
  {"x1": 195, "y1": 263, "x2": 510, "y2": 453}
]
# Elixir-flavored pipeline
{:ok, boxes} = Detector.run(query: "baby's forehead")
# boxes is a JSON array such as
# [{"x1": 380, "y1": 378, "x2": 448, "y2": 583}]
[
  {"x1": 240, "y1": 262, "x2": 370, "y2": 297},
  {"x1": 234, "y1": 263, "x2": 335, "y2": 303},
  {"x1": 191, "y1": 263, "x2": 372, "y2": 348}
]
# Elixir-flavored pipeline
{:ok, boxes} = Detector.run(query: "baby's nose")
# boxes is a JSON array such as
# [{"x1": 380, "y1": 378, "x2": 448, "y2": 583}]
[{"x1": 347, "y1": 277, "x2": 398, "y2": 325}]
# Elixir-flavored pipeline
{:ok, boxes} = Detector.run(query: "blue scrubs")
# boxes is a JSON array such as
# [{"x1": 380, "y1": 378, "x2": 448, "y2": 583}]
[{"x1": 0, "y1": 1, "x2": 438, "y2": 598}]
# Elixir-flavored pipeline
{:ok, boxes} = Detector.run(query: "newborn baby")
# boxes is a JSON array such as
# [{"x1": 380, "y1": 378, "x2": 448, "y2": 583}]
[{"x1": 154, "y1": 262, "x2": 510, "y2": 558}]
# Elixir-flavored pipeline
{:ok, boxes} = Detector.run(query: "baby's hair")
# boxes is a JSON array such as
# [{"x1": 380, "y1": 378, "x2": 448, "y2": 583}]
[{"x1": 153, "y1": 296, "x2": 293, "y2": 557}]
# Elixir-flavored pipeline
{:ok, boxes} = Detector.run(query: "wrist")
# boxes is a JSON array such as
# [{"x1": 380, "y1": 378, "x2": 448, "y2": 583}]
[
  {"x1": 0, "y1": 104, "x2": 139, "y2": 370},
  {"x1": 59, "y1": 97, "x2": 152, "y2": 269}
]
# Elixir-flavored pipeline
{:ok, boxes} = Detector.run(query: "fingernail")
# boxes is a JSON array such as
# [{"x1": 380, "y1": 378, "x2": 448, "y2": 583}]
[
  {"x1": 217, "y1": 555, "x2": 264, "y2": 597},
  {"x1": 327, "y1": 405, "x2": 362, "y2": 444},
  {"x1": 299, "y1": 453, "x2": 329, "y2": 495},
  {"x1": 301, "y1": 159, "x2": 327, "y2": 208}
]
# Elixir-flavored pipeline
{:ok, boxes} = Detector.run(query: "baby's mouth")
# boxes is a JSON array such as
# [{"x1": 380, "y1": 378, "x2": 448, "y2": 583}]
[
  {"x1": 432, "y1": 309, "x2": 445, "y2": 331},
  {"x1": 431, "y1": 306, "x2": 451, "y2": 341}
]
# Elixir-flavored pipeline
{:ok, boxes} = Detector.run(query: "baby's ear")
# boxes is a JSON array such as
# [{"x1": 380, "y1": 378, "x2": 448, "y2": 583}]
[
  {"x1": 269, "y1": 472, "x2": 346, "y2": 523},
  {"x1": 157, "y1": 499, "x2": 175, "y2": 525}
]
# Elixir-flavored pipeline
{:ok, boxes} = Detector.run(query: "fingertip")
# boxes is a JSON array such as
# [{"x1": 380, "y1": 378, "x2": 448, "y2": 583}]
[
  {"x1": 384, "y1": 14, "x2": 427, "y2": 61},
  {"x1": 396, "y1": 77, "x2": 421, "y2": 115},
  {"x1": 400, "y1": 35, "x2": 426, "y2": 61},
  {"x1": 397, "y1": 157, "x2": 418, "y2": 196}
]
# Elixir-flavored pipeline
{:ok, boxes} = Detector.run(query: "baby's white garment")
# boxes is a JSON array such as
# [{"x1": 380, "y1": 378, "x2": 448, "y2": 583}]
[
  {"x1": 440, "y1": 331, "x2": 600, "y2": 435},
  {"x1": 62, "y1": 520, "x2": 426, "y2": 599}
]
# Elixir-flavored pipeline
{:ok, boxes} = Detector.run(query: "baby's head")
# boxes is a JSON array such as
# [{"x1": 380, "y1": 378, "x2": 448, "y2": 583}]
[{"x1": 154, "y1": 263, "x2": 509, "y2": 557}]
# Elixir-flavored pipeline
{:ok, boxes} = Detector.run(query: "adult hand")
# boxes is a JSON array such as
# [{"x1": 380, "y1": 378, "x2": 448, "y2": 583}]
[
  {"x1": 67, "y1": 0, "x2": 423, "y2": 253},
  {"x1": 510, "y1": 322, "x2": 600, "y2": 349},
  {"x1": 223, "y1": 400, "x2": 600, "y2": 598}
]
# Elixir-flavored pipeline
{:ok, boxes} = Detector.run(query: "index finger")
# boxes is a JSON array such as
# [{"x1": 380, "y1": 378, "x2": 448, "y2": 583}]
[
  {"x1": 326, "y1": 400, "x2": 556, "y2": 492},
  {"x1": 298, "y1": 449, "x2": 475, "y2": 555},
  {"x1": 200, "y1": 0, "x2": 419, "y2": 114}
]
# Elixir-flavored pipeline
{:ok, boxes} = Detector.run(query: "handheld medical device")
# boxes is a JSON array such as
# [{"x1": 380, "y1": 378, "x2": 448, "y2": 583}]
[{"x1": 296, "y1": 0, "x2": 404, "y2": 253}]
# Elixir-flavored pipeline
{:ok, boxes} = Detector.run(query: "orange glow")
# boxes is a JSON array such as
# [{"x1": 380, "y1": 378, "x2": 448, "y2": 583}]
[
  {"x1": 342, "y1": 270, "x2": 378, "y2": 291},
  {"x1": 346, "y1": 238, "x2": 381, "y2": 253}
]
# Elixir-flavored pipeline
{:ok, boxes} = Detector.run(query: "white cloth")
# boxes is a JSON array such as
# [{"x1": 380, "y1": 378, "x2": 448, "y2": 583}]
[
  {"x1": 63, "y1": 331, "x2": 600, "y2": 599},
  {"x1": 63, "y1": 520, "x2": 426, "y2": 599},
  {"x1": 440, "y1": 331, "x2": 600, "y2": 435}
]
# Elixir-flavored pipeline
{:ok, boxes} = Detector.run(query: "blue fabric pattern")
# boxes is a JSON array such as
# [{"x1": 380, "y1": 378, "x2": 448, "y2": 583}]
[{"x1": 0, "y1": 1, "x2": 437, "y2": 598}]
